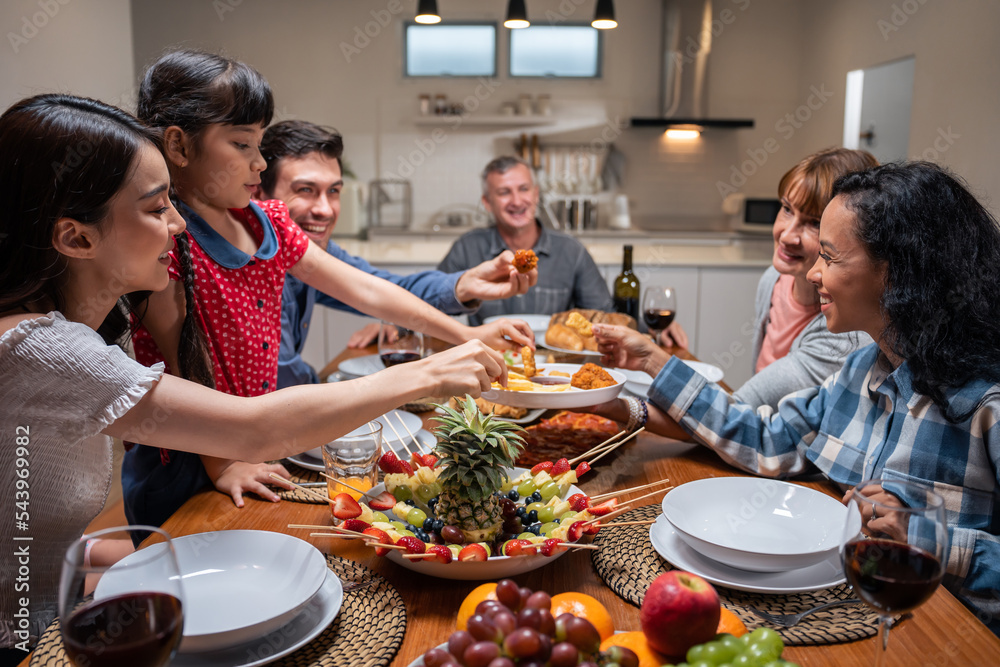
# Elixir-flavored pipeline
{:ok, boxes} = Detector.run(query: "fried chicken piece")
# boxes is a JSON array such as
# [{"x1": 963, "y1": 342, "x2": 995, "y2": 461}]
[
  {"x1": 522, "y1": 345, "x2": 536, "y2": 378},
  {"x1": 512, "y1": 249, "x2": 538, "y2": 273},
  {"x1": 565, "y1": 311, "x2": 593, "y2": 337},
  {"x1": 571, "y1": 363, "x2": 617, "y2": 390}
]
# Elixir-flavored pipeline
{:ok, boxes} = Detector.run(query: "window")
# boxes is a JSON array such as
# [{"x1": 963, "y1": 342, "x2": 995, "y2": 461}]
[
  {"x1": 404, "y1": 23, "x2": 497, "y2": 77},
  {"x1": 509, "y1": 25, "x2": 602, "y2": 78}
]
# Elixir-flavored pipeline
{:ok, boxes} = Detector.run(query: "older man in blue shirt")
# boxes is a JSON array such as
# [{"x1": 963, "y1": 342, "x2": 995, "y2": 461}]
[{"x1": 258, "y1": 121, "x2": 536, "y2": 388}]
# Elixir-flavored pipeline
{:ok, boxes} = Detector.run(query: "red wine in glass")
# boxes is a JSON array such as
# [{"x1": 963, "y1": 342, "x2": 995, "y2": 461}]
[
  {"x1": 63, "y1": 592, "x2": 183, "y2": 667},
  {"x1": 380, "y1": 350, "x2": 422, "y2": 367},
  {"x1": 643, "y1": 309, "x2": 676, "y2": 331},
  {"x1": 843, "y1": 539, "x2": 943, "y2": 614}
]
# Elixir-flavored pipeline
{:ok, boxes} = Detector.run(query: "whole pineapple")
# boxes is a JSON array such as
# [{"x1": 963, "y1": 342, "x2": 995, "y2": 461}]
[{"x1": 432, "y1": 395, "x2": 526, "y2": 544}]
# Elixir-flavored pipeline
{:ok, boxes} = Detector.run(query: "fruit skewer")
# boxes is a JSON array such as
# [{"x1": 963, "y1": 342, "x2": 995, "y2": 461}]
[
  {"x1": 386, "y1": 410, "x2": 433, "y2": 455},
  {"x1": 382, "y1": 411, "x2": 419, "y2": 458},
  {"x1": 590, "y1": 478, "x2": 673, "y2": 502},
  {"x1": 568, "y1": 428, "x2": 628, "y2": 465},
  {"x1": 587, "y1": 427, "x2": 645, "y2": 465}
]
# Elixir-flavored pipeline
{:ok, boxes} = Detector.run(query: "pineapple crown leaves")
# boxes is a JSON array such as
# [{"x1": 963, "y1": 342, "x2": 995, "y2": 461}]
[{"x1": 431, "y1": 395, "x2": 526, "y2": 503}]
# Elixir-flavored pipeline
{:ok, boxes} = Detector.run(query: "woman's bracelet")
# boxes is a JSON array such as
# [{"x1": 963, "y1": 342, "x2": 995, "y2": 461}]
[
  {"x1": 623, "y1": 396, "x2": 649, "y2": 432},
  {"x1": 83, "y1": 538, "x2": 97, "y2": 568}
]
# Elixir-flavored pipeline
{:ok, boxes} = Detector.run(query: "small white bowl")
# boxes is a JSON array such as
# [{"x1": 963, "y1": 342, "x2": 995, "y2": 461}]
[
  {"x1": 97, "y1": 530, "x2": 329, "y2": 652},
  {"x1": 661, "y1": 478, "x2": 848, "y2": 573}
]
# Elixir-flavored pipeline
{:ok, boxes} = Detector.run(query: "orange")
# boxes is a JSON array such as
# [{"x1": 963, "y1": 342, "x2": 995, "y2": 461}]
[
  {"x1": 550, "y1": 592, "x2": 615, "y2": 640},
  {"x1": 600, "y1": 631, "x2": 668, "y2": 667},
  {"x1": 456, "y1": 583, "x2": 497, "y2": 631},
  {"x1": 717, "y1": 607, "x2": 748, "y2": 637}
]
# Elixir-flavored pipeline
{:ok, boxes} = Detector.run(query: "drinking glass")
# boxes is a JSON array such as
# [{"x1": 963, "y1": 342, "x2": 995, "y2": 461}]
[
  {"x1": 642, "y1": 285, "x2": 678, "y2": 338},
  {"x1": 378, "y1": 321, "x2": 424, "y2": 367},
  {"x1": 841, "y1": 479, "x2": 948, "y2": 666},
  {"x1": 60, "y1": 526, "x2": 184, "y2": 667},
  {"x1": 323, "y1": 421, "x2": 383, "y2": 505}
]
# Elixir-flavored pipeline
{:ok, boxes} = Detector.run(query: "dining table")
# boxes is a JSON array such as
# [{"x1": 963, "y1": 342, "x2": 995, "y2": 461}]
[{"x1": 22, "y1": 344, "x2": 1000, "y2": 667}]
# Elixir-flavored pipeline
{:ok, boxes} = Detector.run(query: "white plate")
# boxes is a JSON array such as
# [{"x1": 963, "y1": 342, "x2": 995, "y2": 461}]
[
  {"x1": 173, "y1": 570, "x2": 343, "y2": 667},
  {"x1": 618, "y1": 362, "x2": 724, "y2": 398},
  {"x1": 97, "y1": 531, "x2": 329, "y2": 653},
  {"x1": 482, "y1": 363, "x2": 625, "y2": 409},
  {"x1": 662, "y1": 478, "x2": 848, "y2": 572},
  {"x1": 289, "y1": 430, "x2": 436, "y2": 472},
  {"x1": 336, "y1": 353, "x2": 386, "y2": 378},
  {"x1": 648, "y1": 515, "x2": 846, "y2": 594},
  {"x1": 379, "y1": 467, "x2": 581, "y2": 580},
  {"x1": 483, "y1": 314, "x2": 552, "y2": 332},
  {"x1": 304, "y1": 409, "x2": 424, "y2": 459},
  {"x1": 434, "y1": 406, "x2": 545, "y2": 425}
]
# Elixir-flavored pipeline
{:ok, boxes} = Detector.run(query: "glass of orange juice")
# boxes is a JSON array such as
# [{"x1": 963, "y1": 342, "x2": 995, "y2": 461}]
[{"x1": 322, "y1": 421, "x2": 383, "y2": 506}]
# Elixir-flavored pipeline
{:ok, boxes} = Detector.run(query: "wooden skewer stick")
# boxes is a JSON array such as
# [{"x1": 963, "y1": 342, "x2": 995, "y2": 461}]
[
  {"x1": 309, "y1": 532, "x2": 359, "y2": 539},
  {"x1": 569, "y1": 429, "x2": 627, "y2": 465},
  {"x1": 366, "y1": 541, "x2": 406, "y2": 551},
  {"x1": 382, "y1": 414, "x2": 416, "y2": 457},
  {"x1": 288, "y1": 523, "x2": 337, "y2": 531},
  {"x1": 588, "y1": 427, "x2": 645, "y2": 465},
  {"x1": 402, "y1": 553, "x2": 437, "y2": 560},
  {"x1": 619, "y1": 486, "x2": 672, "y2": 506},
  {"x1": 319, "y1": 472, "x2": 372, "y2": 500},
  {"x1": 598, "y1": 520, "x2": 657, "y2": 528},
  {"x1": 562, "y1": 543, "x2": 601, "y2": 551},
  {"x1": 270, "y1": 473, "x2": 331, "y2": 504},
  {"x1": 591, "y1": 478, "x2": 674, "y2": 502},
  {"x1": 391, "y1": 411, "x2": 428, "y2": 455},
  {"x1": 582, "y1": 503, "x2": 633, "y2": 526}
]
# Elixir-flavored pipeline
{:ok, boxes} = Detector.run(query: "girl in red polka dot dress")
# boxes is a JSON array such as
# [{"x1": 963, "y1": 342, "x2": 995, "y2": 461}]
[{"x1": 124, "y1": 50, "x2": 535, "y2": 530}]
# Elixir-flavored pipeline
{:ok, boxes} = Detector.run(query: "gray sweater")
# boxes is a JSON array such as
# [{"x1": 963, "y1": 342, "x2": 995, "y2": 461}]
[{"x1": 732, "y1": 266, "x2": 873, "y2": 410}]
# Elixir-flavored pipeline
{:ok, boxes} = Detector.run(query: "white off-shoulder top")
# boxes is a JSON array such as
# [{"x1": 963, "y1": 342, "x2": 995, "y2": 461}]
[{"x1": 0, "y1": 313, "x2": 163, "y2": 649}]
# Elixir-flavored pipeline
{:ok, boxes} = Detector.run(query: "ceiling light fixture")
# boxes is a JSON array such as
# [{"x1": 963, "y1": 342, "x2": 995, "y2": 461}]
[
  {"x1": 665, "y1": 128, "x2": 701, "y2": 140},
  {"x1": 592, "y1": 0, "x2": 617, "y2": 29},
  {"x1": 504, "y1": 0, "x2": 530, "y2": 29},
  {"x1": 415, "y1": 0, "x2": 441, "y2": 24}
]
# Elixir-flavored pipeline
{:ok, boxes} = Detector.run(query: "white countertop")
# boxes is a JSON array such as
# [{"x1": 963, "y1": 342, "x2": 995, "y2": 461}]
[{"x1": 334, "y1": 228, "x2": 773, "y2": 268}]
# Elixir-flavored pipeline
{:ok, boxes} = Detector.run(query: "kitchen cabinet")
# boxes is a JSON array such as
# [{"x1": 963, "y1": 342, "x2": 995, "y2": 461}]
[
  {"x1": 412, "y1": 115, "x2": 557, "y2": 129},
  {"x1": 304, "y1": 260, "x2": 765, "y2": 390}
]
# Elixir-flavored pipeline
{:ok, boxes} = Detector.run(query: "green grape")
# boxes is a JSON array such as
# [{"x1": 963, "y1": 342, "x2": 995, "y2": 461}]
[
  {"x1": 539, "y1": 522, "x2": 560, "y2": 536},
  {"x1": 746, "y1": 628, "x2": 783, "y2": 661},
  {"x1": 539, "y1": 481, "x2": 560, "y2": 500},
  {"x1": 415, "y1": 484, "x2": 436, "y2": 503},
  {"x1": 397, "y1": 529, "x2": 415, "y2": 537},
  {"x1": 536, "y1": 507, "x2": 555, "y2": 523},
  {"x1": 390, "y1": 520, "x2": 407, "y2": 531},
  {"x1": 703, "y1": 640, "x2": 740, "y2": 663},
  {"x1": 429, "y1": 482, "x2": 443, "y2": 496},
  {"x1": 527, "y1": 502, "x2": 546, "y2": 513},
  {"x1": 406, "y1": 507, "x2": 428, "y2": 527},
  {"x1": 371, "y1": 511, "x2": 389, "y2": 523},
  {"x1": 517, "y1": 480, "x2": 537, "y2": 497},
  {"x1": 501, "y1": 478, "x2": 516, "y2": 493},
  {"x1": 518, "y1": 532, "x2": 535, "y2": 540},
  {"x1": 558, "y1": 511, "x2": 578, "y2": 524},
  {"x1": 730, "y1": 654, "x2": 757, "y2": 667},
  {"x1": 689, "y1": 661, "x2": 714, "y2": 667},
  {"x1": 686, "y1": 643, "x2": 709, "y2": 663},
  {"x1": 392, "y1": 485, "x2": 412, "y2": 501}
]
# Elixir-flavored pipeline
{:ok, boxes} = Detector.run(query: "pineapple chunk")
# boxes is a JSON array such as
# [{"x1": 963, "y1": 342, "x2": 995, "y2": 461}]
[
  {"x1": 527, "y1": 535, "x2": 546, "y2": 545},
  {"x1": 553, "y1": 470, "x2": 578, "y2": 487},
  {"x1": 548, "y1": 499, "x2": 571, "y2": 516},
  {"x1": 358, "y1": 504, "x2": 375, "y2": 524},
  {"x1": 383, "y1": 472, "x2": 411, "y2": 493},
  {"x1": 551, "y1": 523, "x2": 571, "y2": 541},
  {"x1": 372, "y1": 521, "x2": 395, "y2": 532},
  {"x1": 532, "y1": 470, "x2": 553, "y2": 487},
  {"x1": 392, "y1": 501, "x2": 412, "y2": 519},
  {"x1": 416, "y1": 466, "x2": 439, "y2": 485}
]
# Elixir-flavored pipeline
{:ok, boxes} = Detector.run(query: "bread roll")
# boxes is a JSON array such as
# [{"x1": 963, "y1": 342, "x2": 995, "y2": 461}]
[{"x1": 545, "y1": 323, "x2": 584, "y2": 351}]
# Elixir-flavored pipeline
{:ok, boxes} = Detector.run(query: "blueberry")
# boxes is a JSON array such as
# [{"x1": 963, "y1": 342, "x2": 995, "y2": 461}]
[
  {"x1": 515, "y1": 507, "x2": 526, "y2": 518},
  {"x1": 527, "y1": 524, "x2": 541, "y2": 535},
  {"x1": 526, "y1": 510, "x2": 538, "y2": 524},
  {"x1": 432, "y1": 519, "x2": 445, "y2": 532},
  {"x1": 428, "y1": 497, "x2": 438, "y2": 510},
  {"x1": 405, "y1": 524, "x2": 416, "y2": 532},
  {"x1": 405, "y1": 499, "x2": 416, "y2": 506},
  {"x1": 415, "y1": 529, "x2": 429, "y2": 541},
  {"x1": 508, "y1": 490, "x2": 520, "y2": 501},
  {"x1": 423, "y1": 518, "x2": 435, "y2": 532},
  {"x1": 530, "y1": 491, "x2": 543, "y2": 503}
]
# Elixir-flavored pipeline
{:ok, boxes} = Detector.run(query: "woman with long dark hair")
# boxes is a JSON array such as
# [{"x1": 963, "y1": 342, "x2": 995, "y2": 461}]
[{"x1": 595, "y1": 161, "x2": 1000, "y2": 629}]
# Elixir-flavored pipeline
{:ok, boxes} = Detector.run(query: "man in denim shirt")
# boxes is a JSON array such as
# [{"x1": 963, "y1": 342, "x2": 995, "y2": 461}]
[
  {"x1": 438, "y1": 156, "x2": 613, "y2": 326},
  {"x1": 257, "y1": 122, "x2": 537, "y2": 388}
]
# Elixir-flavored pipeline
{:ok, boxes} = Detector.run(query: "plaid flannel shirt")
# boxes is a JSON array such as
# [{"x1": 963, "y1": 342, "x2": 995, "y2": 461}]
[{"x1": 649, "y1": 344, "x2": 1000, "y2": 626}]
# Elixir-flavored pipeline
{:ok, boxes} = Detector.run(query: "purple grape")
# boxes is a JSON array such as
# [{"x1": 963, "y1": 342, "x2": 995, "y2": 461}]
[
  {"x1": 549, "y1": 641, "x2": 580, "y2": 667},
  {"x1": 463, "y1": 640, "x2": 500, "y2": 667},
  {"x1": 447, "y1": 630, "x2": 474, "y2": 659}
]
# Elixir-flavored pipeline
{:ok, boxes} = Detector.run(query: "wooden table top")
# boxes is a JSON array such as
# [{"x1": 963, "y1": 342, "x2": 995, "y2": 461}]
[{"x1": 165, "y1": 347, "x2": 1000, "y2": 665}]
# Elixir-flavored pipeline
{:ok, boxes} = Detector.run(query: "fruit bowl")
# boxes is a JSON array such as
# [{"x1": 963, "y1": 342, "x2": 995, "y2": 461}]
[
  {"x1": 376, "y1": 467, "x2": 584, "y2": 580},
  {"x1": 661, "y1": 478, "x2": 848, "y2": 573}
]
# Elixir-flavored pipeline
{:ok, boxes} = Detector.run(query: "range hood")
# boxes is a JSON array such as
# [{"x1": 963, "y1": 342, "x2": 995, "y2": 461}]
[{"x1": 630, "y1": 0, "x2": 754, "y2": 130}]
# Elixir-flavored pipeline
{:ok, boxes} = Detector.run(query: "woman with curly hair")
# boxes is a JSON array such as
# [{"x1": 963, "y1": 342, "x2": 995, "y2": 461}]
[{"x1": 594, "y1": 161, "x2": 1000, "y2": 628}]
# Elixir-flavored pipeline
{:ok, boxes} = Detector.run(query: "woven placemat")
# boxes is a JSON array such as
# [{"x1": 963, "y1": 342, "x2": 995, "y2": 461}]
[
  {"x1": 30, "y1": 554, "x2": 406, "y2": 667},
  {"x1": 275, "y1": 460, "x2": 327, "y2": 503},
  {"x1": 591, "y1": 504, "x2": 880, "y2": 645}
]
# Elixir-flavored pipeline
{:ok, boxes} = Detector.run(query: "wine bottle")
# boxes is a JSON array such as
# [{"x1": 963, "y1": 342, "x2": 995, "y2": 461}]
[{"x1": 613, "y1": 244, "x2": 640, "y2": 320}]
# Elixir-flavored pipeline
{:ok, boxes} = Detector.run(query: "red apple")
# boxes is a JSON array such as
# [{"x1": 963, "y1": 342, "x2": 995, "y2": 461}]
[{"x1": 640, "y1": 570, "x2": 721, "y2": 656}]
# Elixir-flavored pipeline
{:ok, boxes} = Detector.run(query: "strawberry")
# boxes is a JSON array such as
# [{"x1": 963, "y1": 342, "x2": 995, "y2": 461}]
[
  {"x1": 420, "y1": 453, "x2": 439, "y2": 467},
  {"x1": 428, "y1": 544, "x2": 453, "y2": 564},
  {"x1": 396, "y1": 535, "x2": 427, "y2": 555},
  {"x1": 458, "y1": 543, "x2": 489, "y2": 562},
  {"x1": 567, "y1": 493, "x2": 591, "y2": 512},
  {"x1": 410, "y1": 452, "x2": 425, "y2": 469},
  {"x1": 567, "y1": 521, "x2": 587, "y2": 542},
  {"x1": 398, "y1": 460, "x2": 415, "y2": 476},
  {"x1": 531, "y1": 461, "x2": 554, "y2": 475},
  {"x1": 587, "y1": 498, "x2": 618, "y2": 517},
  {"x1": 551, "y1": 458, "x2": 571, "y2": 476},
  {"x1": 584, "y1": 522, "x2": 601, "y2": 535},
  {"x1": 362, "y1": 527, "x2": 391, "y2": 556},
  {"x1": 343, "y1": 519, "x2": 371, "y2": 533},
  {"x1": 574, "y1": 461, "x2": 591, "y2": 477},
  {"x1": 331, "y1": 493, "x2": 362, "y2": 520},
  {"x1": 368, "y1": 491, "x2": 396, "y2": 512},
  {"x1": 378, "y1": 451, "x2": 402, "y2": 474},
  {"x1": 502, "y1": 539, "x2": 535, "y2": 557},
  {"x1": 540, "y1": 538, "x2": 566, "y2": 557}
]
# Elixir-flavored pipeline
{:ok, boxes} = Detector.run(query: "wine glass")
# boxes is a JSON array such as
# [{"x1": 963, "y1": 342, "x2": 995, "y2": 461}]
[
  {"x1": 378, "y1": 321, "x2": 425, "y2": 367},
  {"x1": 642, "y1": 285, "x2": 678, "y2": 340},
  {"x1": 841, "y1": 479, "x2": 948, "y2": 666},
  {"x1": 60, "y1": 525, "x2": 184, "y2": 667}
]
